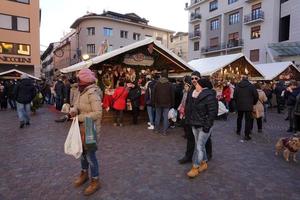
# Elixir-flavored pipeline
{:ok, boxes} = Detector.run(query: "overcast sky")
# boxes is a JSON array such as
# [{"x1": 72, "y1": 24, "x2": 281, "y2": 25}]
[{"x1": 40, "y1": 0, "x2": 189, "y2": 50}]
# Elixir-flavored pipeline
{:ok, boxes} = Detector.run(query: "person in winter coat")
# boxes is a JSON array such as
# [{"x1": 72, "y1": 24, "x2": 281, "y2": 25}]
[
  {"x1": 285, "y1": 81, "x2": 300, "y2": 132},
  {"x1": 152, "y1": 71, "x2": 174, "y2": 135},
  {"x1": 13, "y1": 74, "x2": 36, "y2": 128},
  {"x1": 250, "y1": 83, "x2": 267, "y2": 133},
  {"x1": 111, "y1": 81, "x2": 128, "y2": 126},
  {"x1": 70, "y1": 68, "x2": 102, "y2": 196},
  {"x1": 54, "y1": 78, "x2": 65, "y2": 111},
  {"x1": 7, "y1": 80, "x2": 17, "y2": 109},
  {"x1": 70, "y1": 82, "x2": 79, "y2": 107},
  {"x1": 274, "y1": 80, "x2": 286, "y2": 113},
  {"x1": 185, "y1": 78, "x2": 218, "y2": 178},
  {"x1": 233, "y1": 75, "x2": 258, "y2": 140},
  {"x1": 144, "y1": 75, "x2": 157, "y2": 129},
  {"x1": 222, "y1": 83, "x2": 231, "y2": 109},
  {"x1": 293, "y1": 92, "x2": 300, "y2": 133},
  {"x1": 0, "y1": 81, "x2": 8, "y2": 110},
  {"x1": 128, "y1": 82, "x2": 142, "y2": 125}
]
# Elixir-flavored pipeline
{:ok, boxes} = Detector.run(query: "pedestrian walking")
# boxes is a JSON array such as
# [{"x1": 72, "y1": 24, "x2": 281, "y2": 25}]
[
  {"x1": 127, "y1": 82, "x2": 141, "y2": 125},
  {"x1": 70, "y1": 68, "x2": 102, "y2": 196},
  {"x1": 233, "y1": 75, "x2": 258, "y2": 140},
  {"x1": 13, "y1": 74, "x2": 36, "y2": 128},
  {"x1": 185, "y1": 78, "x2": 218, "y2": 178}
]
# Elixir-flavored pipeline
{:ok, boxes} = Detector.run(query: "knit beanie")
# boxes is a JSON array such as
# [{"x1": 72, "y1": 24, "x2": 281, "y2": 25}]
[{"x1": 78, "y1": 68, "x2": 96, "y2": 83}]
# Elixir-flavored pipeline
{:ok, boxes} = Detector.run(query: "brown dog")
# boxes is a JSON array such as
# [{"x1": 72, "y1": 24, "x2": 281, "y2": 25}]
[{"x1": 275, "y1": 136, "x2": 300, "y2": 162}]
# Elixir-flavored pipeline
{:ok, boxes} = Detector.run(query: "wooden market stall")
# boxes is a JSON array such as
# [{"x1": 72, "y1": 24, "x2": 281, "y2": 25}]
[{"x1": 0, "y1": 69, "x2": 40, "y2": 80}]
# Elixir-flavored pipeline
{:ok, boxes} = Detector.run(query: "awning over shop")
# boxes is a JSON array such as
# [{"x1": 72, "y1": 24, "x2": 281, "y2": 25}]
[
  {"x1": 0, "y1": 69, "x2": 41, "y2": 80},
  {"x1": 60, "y1": 38, "x2": 191, "y2": 74},
  {"x1": 268, "y1": 42, "x2": 300, "y2": 57},
  {"x1": 188, "y1": 53, "x2": 264, "y2": 79},
  {"x1": 255, "y1": 61, "x2": 300, "y2": 81}
]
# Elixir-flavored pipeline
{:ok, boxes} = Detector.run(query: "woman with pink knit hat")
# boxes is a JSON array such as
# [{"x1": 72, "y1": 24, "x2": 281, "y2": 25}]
[{"x1": 69, "y1": 68, "x2": 102, "y2": 196}]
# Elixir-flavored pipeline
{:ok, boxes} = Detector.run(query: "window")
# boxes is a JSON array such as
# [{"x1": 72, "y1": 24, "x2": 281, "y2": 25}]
[
  {"x1": 103, "y1": 27, "x2": 113, "y2": 37},
  {"x1": 120, "y1": 30, "x2": 128, "y2": 38},
  {"x1": 194, "y1": 41, "x2": 199, "y2": 51},
  {"x1": 228, "y1": 32, "x2": 239, "y2": 41},
  {"x1": 87, "y1": 27, "x2": 95, "y2": 36},
  {"x1": 280, "y1": 0, "x2": 289, "y2": 4},
  {"x1": 279, "y1": 15, "x2": 290, "y2": 42},
  {"x1": 228, "y1": 0, "x2": 238, "y2": 4},
  {"x1": 0, "y1": 14, "x2": 29, "y2": 32},
  {"x1": 87, "y1": 44, "x2": 95, "y2": 54},
  {"x1": 17, "y1": 17, "x2": 29, "y2": 31},
  {"x1": 229, "y1": 12, "x2": 240, "y2": 25},
  {"x1": 210, "y1": 19, "x2": 220, "y2": 30},
  {"x1": 210, "y1": 37, "x2": 219, "y2": 48},
  {"x1": 194, "y1": 24, "x2": 200, "y2": 36},
  {"x1": 0, "y1": 42, "x2": 30, "y2": 56},
  {"x1": 251, "y1": 26, "x2": 261, "y2": 39},
  {"x1": 0, "y1": 14, "x2": 12, "y2": 29},
  {"x1": 133, "y1": 33, "x2": 141, "y2": 40},
  {"x1": 209, "y1": 0, "x2": 218, "y2": 12},
  {"x1": 250, "y1": 49, "x2": 259, "y2": 62},
  {"x1": 9, "y1": 0, "x2": 30, "y2": 4},
  {"x1": 251, "y1": 3, "x2": 261, "y2": 20}
]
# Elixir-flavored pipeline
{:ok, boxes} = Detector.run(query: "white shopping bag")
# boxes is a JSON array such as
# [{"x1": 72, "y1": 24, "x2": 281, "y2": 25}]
[
  {"x1": 64, "y1": 116, "x2": 82, "y2": 159},
  {"x1": 61, "y1": 103, "x2": 70, "y2": 113}
]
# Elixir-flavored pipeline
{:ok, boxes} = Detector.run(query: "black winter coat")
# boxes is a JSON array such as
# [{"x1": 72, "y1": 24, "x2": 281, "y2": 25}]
[
  {"x1": 152, "y1": 77, "x2": 174, "y2": 108},
  {"x1": 128, "y1": 86, "x2": 141, "y2": 108},
  {"x1": 185, "y1": 88, "x2": 218, "y2": 132},
  {"x1": 233, "y1": 80, "x2": 258, "y2": 111},
  {"x1": 14, "y1": 79, "x2": 36, "y2": 104}
]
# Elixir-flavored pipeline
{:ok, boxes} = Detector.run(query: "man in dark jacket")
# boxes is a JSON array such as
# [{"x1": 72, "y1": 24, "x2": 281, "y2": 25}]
[
  {"x1": 54, "y1": 78, "x2": 65, "y2": 110},
  {"x1": 152, "y1": 70, "x2": 174, "y2": 135},
  {"x1": 274, "y1": 80, "x2": 286, "y2": 113},
  {"x1": 14, "y1": 74, "x2": 36, "y2": 128},
  {"x1": 233, "y1": 75, "x2": 258, "y2": 140},
  {"x1": 285, "y1": 81, "x2": 300, "y2": 132}
]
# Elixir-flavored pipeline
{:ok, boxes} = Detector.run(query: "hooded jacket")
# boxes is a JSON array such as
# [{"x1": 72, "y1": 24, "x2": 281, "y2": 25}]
[
  {"x1": 14, "y1": 78, "x2": 36, "y2": 104},
  {"x1": 152, "y1": 77, "x2": 174, "y2": 108},
  {"x1": 185, "y1": 88, "x2": 218, "y2": 132},
  {"x1": 233, "y1": 79, "x2": 258, "y2": 111}
]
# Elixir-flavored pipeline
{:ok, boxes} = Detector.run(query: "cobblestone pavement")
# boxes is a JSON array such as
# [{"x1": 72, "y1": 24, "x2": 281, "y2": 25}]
[{"x1": 0, "y1": 106, "x2": 299, "y2": 200}]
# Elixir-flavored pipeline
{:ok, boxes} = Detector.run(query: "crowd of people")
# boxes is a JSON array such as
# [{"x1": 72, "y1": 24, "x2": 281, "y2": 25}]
[{"x1": 2, "y1": 67, "x2": 300, "y2": 196}]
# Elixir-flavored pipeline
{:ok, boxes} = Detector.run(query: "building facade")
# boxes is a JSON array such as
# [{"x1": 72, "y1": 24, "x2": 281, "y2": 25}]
[
  {"x1": 185, "y1": 0, "x2": 300, "y2": 65},
  {"x1": 52, "y1": 11, "x2": 175, "y2": 70},
  {"x1": 0, "y1": 0, "x2": 40, "y2": 76},
  {"x1": 169, "y1": 32, "x2": 189, "y2": 61}
]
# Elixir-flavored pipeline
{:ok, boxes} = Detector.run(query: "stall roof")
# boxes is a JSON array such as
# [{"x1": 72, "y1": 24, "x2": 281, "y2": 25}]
[
  {"x1": 188, "y1": 53, "x2": 264, "y2": 77},
  {"x1": 0, "y1": 69, "x2": 40, "y2": 80},
  {"x1": 60, "y1": 38, "x2": 191, "y2": 73},
  {"x1": 255, "y1": 61, "x2": 299, "y2": 80}
]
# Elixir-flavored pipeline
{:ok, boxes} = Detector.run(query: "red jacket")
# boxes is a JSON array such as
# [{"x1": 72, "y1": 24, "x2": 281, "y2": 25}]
[
  {"x1": 222, "y1": 86, "x2": 231, "y2": 103},
  {"x1": 112, "y1": 87, "x2": 128, "y2": 110}
]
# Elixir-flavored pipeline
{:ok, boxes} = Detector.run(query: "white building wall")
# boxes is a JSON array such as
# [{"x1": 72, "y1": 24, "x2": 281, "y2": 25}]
[{"x1": 281, "y1": 0, "x2": 300, "y2": 42}]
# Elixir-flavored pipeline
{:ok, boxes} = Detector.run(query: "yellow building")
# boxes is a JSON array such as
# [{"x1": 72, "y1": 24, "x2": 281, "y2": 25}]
[{"x1": 0, "y1": 0, "x2": 40, "y2": 77}]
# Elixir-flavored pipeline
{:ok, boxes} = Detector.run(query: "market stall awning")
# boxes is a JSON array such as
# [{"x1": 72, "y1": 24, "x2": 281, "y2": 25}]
[
  {"x1": 188, "y1": 53, "x2": 264, "y2": 78},
  {"x1": 255, "y1": 61, "x2": 300, "y2": 80},
  {"x1": 0, "y1": 69, "x2": 40, "y2": 80},
  {"x1": 60, "y1": 38, "x2": 191, "y2": 73}
]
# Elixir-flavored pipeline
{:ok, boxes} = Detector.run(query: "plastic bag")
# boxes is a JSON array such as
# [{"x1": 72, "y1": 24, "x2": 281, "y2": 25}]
[
  {"x1": 168, "y1": 108, "x2": 177, "y2": 122},
  {"x1": 61, "y1": 103, "x2": 70, "y2": 113},
  {"x1": 64, "y1": 116, "x2": 82, "y2": 159}
]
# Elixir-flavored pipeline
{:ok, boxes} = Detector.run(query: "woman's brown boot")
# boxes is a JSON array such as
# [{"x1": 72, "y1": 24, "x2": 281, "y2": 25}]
[
  {"x1": 73, "y1": 171, "x2": 89, "y2": 187},
  {"x1": 84, "y1": 178, "x2": 101, "y2": 196}
]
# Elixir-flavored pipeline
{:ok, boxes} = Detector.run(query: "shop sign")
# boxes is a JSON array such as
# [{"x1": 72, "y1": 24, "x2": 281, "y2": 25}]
[
  {"x1": 0, "y1": 55, "x2": 31, "y2": 63},
  {"x1": 123, "y1": 53, "x2": 154, "y2": 66}
]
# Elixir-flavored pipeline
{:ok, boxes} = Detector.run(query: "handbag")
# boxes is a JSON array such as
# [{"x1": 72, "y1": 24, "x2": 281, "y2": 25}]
[
  {"x1": 64, "y1": 116, "x2": 82, "y2": 159},
  {"x1": 252, "y1": 99, "x2": 263, "y2": 118},
  {"x1": 84, "y1": 117, "x2": 97, "y2": 145},
  {"x1": 126, "y1": 99, "x2": 132, "y2": 111}
]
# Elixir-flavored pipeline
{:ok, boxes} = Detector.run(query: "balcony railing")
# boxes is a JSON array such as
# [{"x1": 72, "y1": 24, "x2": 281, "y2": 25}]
[
  {"x1": 189, "y1": 31, "x2": 201, "y2": 39},
  {"x1": 190, "y1": 13, "x2": 201, "y2": 22},
  {"x1": 245, "y1": 0, "x2": 261, "y2": 3},
  {"x1": 185, "y1": 0, "x2": 208, "y2": 10},
  {"x1": 244, "y1": 10, "x2": 264, "y2": 25},
  {"x1": 201, "y1": 39, "x2": 243, "y2": 54}
]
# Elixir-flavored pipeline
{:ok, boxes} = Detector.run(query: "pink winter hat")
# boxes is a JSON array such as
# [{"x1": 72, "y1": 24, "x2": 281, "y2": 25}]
[{"x1": 78, "y1": 68, "x2": 97, "y2": 83}]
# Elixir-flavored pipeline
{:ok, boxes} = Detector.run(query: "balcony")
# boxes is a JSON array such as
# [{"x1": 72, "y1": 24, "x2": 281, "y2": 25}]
[
  {"x1": 201, "y1": 39, "x2": 243, "y2": 54},
  {"x1": 185, "y1": 0, "x2": 208, "y2": 10},
  {"x1": 189, "y1": 31, "x2": 201, "y2": 40},
  {"x1": 244, "y1": 10, "x2": 264, "y2": 25},
  {"x1": 245, "y1": 0, "x2": 261, "y2": 3},
  {"x1": 190, "y1": 13, "x2": 201, "y2": 23}
]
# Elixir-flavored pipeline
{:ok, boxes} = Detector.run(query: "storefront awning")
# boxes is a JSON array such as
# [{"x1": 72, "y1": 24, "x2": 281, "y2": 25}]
[
  {"x1": 0, "y1": 69, "x2": 40, "y2": 80},
  {"x1": 268, "y1": 42, "x2": 300, "y2": 57}
]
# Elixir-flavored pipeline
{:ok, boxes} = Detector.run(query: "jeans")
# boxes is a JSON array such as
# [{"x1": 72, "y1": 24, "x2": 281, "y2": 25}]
[
  {"x1": 146, "y1": 106, "x2": 155, "y2": 125},
  {"x1": 81, "y1": 150, "x2": 99, "y2": 178},
  {"x1": 16, "y1": 102, "x2": 31, "y2": 123},
  {"x1": 237, "y1": 111, "x2": 252, "y2": 136},
  {"x1": 155, "y1": 107, "x2": 169, "y2": 132},
  {"x1": 8, "y1": 98, "x2": 16, "y2": 109},
  {"x1": 250, "y1": 117, "x2": 263, "y2": 131},
  {"x1": 191, "y1": 127, "x2": 211, "y2": 166}
]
